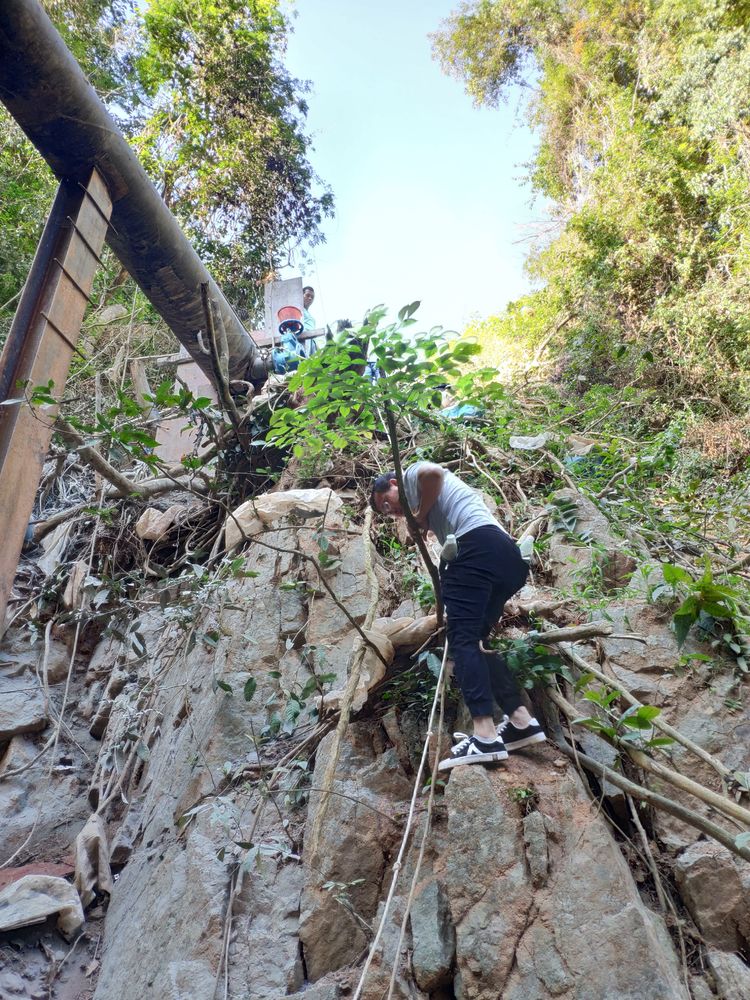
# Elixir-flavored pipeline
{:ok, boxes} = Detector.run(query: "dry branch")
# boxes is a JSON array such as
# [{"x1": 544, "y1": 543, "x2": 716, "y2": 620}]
[
  {"x1": 552, "y1": 733, "x2": 750, "y2": 863},
  {"x1": 537, "y1": 622, "x2": 613, "y2": 644},
  {"x1": 557, "y1": 641, "x2": 734, "y2": 782},
  {"x1": 54, "y1": 417, "x2": 137, "y2": 496},
  {"x1": 548, "y1": 686, "x2": 750, "y2": 831}
]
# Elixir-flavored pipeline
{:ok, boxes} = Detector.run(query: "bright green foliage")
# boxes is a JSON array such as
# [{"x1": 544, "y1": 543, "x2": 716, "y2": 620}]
[
  {"x1": 502, "y1": 637, "x2": 566, "y2": 689},
  {"x1": 44, "y1": 0, "x2": 136, "y2": 97},
  {"x1": 2, "y1": 1, "x2": 144, "y2": 332},
  {"x1": 573, "y1": 672, "x2": 673, "y2": 748},
  {"x1": 461, "y1": 289, "x2": 564, "y2": 378},
  {"x1": 433, "y1": 0, "x2": 750, "y2": 405},
  {"x1": 660, "y1": 561, "x2": 750, "y2": 671},
  {"x1": 0, "y1": 122, "x2": 55, "y2": 316},
  {"x1": 268, "y1": 302, "x2": 503, "y2": 457}
]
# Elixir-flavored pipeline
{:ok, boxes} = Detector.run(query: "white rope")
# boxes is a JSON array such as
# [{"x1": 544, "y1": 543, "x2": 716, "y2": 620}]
[
  {"x1": 385, "y1": 653, "x2": 447, "y2": 999},
  {"x1": 351, "y1": 641, "x2": 449, "y2": 1000}
]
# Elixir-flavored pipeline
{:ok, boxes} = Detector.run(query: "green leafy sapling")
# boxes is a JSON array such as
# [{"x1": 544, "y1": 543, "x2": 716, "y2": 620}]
[{"x1": 267, "y1": 302, "x2": 505, "y2": 458}]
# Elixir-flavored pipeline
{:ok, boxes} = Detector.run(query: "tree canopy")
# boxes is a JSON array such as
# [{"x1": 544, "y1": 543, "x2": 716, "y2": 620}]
[
  {"x1": 433, "y1": 0, "x2": 750, "y2": 407},
  {"x1": 0, "y1": 0, "x2": 332, "y2": 335}
]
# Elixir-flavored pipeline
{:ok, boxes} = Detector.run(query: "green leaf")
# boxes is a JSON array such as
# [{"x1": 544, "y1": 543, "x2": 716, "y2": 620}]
[
  {"x1": 620, "y1": 704, "x2": 660, "y2": 730},
  {"x1": 243, "y1": 677, "x2": 257, "y2": 703},
  {"x1": 661, "y1": 563, "x2": 692, "y2": 586},
  {"x1": 215, "y1": 679, "x2": 233, "y2": 695},
  {"x1": 675, "y1": 594, "x2": 699, "y2": 618},
  {"x1": 673, "y1": 613, "x2": 694, "y2": 647}
]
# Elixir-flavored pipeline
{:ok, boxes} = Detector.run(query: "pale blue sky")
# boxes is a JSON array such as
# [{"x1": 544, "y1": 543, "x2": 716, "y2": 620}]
[{"x1": 281, "y1": 0, "x2": 543, "y2": 334}]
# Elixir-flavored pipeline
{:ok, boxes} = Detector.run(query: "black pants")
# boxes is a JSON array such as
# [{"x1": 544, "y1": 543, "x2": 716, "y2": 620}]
[{"x1": 440, "y1": 526, "x2": 528, "y2": 718}]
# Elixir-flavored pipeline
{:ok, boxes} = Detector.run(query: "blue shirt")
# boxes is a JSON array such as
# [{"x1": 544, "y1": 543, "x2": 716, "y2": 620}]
[
  {"x1": 272, "y1": 329, "x2": 317, "y2": 374},
  {"x1": 302, "y1": 308, "x2": 316, "y2": 331}
]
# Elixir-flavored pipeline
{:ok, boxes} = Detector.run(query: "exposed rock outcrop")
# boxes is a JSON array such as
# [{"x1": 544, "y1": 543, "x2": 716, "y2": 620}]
[{"x1": 2, "y1": 489, "x2": 747, "y2": 999}]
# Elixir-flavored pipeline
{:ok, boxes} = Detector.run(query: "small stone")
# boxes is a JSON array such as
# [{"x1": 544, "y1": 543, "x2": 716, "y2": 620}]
[
  {"x1": 134, "y1": 505, "x2": 186, "y2": 541},
  {"x1": 674, "y1": 842, "x2": 749, "y2": 951},
  {"x1": 552, "y1": 758, "x2": 566, "y2": 768},
  {"x1": 40, "y1": 639, "x2": 71, "y2": 685},
  {"x1": 97, "y1": 303, "x2": 128, "y2": 325},
  {"x1": 0, "y1": 673, "x2": 47, "y2": 741},
  {"x1": 63, "y1": 559, "x2": 88, "y2": 609}
]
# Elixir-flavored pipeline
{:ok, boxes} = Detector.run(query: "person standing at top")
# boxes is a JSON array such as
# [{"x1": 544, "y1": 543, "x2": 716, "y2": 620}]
[
  {"x1": 302, "y1": 285, "x2": 316, "y2": 332},
  {"x1": 273, "y1": 287, "x2": 317, "y2": 373},
  {"x1": 370, "y1": 462, "x2": 546, "y2": 771}
]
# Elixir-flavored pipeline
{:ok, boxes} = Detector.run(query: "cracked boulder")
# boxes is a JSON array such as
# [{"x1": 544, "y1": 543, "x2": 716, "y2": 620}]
[
  {"x1": 299, "y1": 725, "x2": 413, "y2": 982},
  {"x1": 436, "y1": 755, "x2": 689, "y2": 1000},
  {"x1": 0, "y1": 668, "x2": 47, "y2": 741},
  {"x1": 674, "y1": 841, "x2": 750, "y2": 952}
]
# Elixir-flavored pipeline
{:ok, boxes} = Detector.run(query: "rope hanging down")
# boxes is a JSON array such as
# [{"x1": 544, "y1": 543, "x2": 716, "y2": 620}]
[{"x1": 352, "y1": 640, "x2": 449, "y2": 1000}]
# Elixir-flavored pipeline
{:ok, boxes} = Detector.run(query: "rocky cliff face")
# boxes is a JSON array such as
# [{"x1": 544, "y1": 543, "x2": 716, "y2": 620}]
[{"x1": 1, "y1": 490, "x2": 748, "y2": 999}]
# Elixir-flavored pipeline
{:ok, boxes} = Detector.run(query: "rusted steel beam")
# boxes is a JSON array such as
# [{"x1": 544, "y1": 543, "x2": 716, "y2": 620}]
[
  {"x1": 0, "y1": 169, "x2": 111, "y2": 629},
  {"x1": 0, "y1": 0, "x2": 265, "y2": 386}
]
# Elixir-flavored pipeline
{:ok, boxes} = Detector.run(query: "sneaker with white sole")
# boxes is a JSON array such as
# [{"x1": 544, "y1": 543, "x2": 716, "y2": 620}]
[
  {"x1": 438, "y1": 733, "x2": 508, "y2": 771},
  {"x1": 497, "y1": 715, "x2": 547, "y2": 751}
]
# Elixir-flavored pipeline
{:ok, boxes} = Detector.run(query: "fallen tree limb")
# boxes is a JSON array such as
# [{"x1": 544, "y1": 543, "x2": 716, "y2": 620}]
[
  {"x1": 32, "y1": 502, "x2": 91, "y2": 544},
  {"x1": 596, "y1": 460, "x2": 637, "y2": 499},
  {"x1": 107, "y1": 473, "x2": 208, "y2": 500},
  {"x1": 516, "y1": 513, "x2": 547, "y2": 543},
  {"x1": 54, "y1": 418, "x2": 211, "y2": 503},
  {"x1": 557, "y1": 641, "x2": 734, "y2": 783},
  {"x1": 512, "y1": 596, "x2": 567, "y2": 618},
  {"x1": 536, "y1": 622, "x2": 613, "y2": 644},
  {"x1": 627, "y1": 746, "x2": 750, "y2": 830},
  {"x1": 55, "y1": 417, "x2": 138, "y2": 496},
  {"x1": 726, "y1": 551, "x2": 750, "y2": 573},
  {"x1": 547, "y1": 686, "x2": 750, "y2": 830},
  {"x1": 542, "y1": 449, "x2": 579, "y2": 492},
  {"x1": 548, "y1": 719, "x2": 750, "y2": 864}
]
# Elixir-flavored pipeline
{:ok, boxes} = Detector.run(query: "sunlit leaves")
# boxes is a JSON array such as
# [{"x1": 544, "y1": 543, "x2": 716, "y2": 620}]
[
  {"x1": 432, "y1": 0, "x2": 750, "y2": 406},
  {"x1": 267, "y1": 304, "x2": 502, "y2": 457}
]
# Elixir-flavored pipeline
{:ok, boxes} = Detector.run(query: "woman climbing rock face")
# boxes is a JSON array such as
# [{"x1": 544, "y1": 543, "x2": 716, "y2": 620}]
[{"x1": 370, "y1": 461, "x2": 546, "y2": 770}]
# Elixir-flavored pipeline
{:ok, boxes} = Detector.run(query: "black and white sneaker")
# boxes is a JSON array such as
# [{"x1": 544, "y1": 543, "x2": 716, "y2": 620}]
[
  {"x1": 497, "y1": 715, "x2": 547, "y2": 751},
  {"x1": 438, "y1": 734, "x2": 508, "y2": 772}
]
